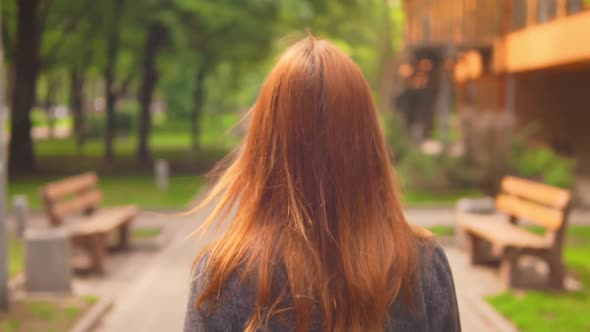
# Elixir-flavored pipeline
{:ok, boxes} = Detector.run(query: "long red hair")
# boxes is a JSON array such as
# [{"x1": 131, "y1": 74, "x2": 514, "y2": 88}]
[{"x1": 190, "y1": 35, "x2": 423, "y2": 331}]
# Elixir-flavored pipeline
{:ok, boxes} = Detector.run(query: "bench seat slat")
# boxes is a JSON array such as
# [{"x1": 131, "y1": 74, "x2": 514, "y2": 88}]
[
  {"x1": 461, "y1": 219, "x2": 549, "y2": 249},
  {"x1": 68, "y1": 205, "x2": 138, "y2": 237}
]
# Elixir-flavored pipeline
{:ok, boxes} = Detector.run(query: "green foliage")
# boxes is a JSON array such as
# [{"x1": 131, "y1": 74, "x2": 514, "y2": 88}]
[
  {"x1": 383, "y1": 112, "x2": 410, "y2": 161},
  {"x1": 487, "y1": 227, "x2": 590, "y2": 332},
  {"x1": 85, "y1": 114, "x2": 105, "y2": 139},
  {"x1": 510, "y1": 144, "x2": 575, "y2": 189},
  {"x1": 116, "y1": 101, "x2": 138, "y2": 133},
  {"x1": 398, "y1": 152, "x2": 448, "y2": 193},
  {"x1": 397, "y1": 151, "x2": 476, "y2": 194}
]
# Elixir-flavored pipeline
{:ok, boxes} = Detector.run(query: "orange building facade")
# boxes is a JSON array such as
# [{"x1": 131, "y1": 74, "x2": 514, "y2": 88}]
[{"x1": 402, "y1": 0, "x2": 590, "y2": 182}]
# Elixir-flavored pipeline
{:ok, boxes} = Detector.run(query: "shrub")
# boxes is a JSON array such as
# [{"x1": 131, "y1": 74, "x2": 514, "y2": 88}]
[
  {"x1": 382, "y1": 112, "x2": 410, "y2": 162},
  {"x1": 509, "y1": 145, "x2": 575, "y2": 189},
  {"x1": 116, "y1": 101, "x2": 138, "y2": 134},
  {"x1": 459, "y1": 109, "x2": 514, "y2": 194},
  {"x1": 85, "y1": 114, "x2": 104, "y2": 139},
  {"x1": 397, "y1": 151, "x2": 448, "y2": 193},
  {"x1": 459, "y1": 109, "x2": 575, "y2": 192}
]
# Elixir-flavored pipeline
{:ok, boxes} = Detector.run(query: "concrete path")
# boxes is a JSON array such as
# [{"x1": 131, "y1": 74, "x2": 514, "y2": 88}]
[
  {"x1": 91, "y1": 209, "x2": 212, "y2": 332},
  {"x1": 88, "y1": 206, "x2": 519, "y2": 332}
]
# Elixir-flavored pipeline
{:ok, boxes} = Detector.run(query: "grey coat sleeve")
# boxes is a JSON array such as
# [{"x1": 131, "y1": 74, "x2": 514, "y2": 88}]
[{"x1": 425, "y1": 245, "x2": 462, "y2": 332}]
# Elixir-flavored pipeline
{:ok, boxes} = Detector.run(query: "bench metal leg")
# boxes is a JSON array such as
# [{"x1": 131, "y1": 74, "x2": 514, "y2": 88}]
[
  {"x1": 118, "y1": 222, "x2": 130, "y2": 250},
  {"x1": 87, "y1": 234, "x2": 107, "y2": 274},
  {"x1": 500, "y1": 248, "x2": 519, "y2": 288},
  {"x1": 467, "y1": 234, "x2": 498, "y2": 265},
  {"x1": 547, "y1": 254, "x2": 564, "y2": 290}
]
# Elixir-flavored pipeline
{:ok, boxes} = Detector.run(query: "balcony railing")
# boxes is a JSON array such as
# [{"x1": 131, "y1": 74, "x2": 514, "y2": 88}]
[{"x1": 404, "y1": 0, "x2": 589, "y2": 48}]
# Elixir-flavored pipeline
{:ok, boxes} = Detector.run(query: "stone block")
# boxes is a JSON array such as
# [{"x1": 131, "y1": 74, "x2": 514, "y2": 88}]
[{"x1": 24, "y1": 227, "x2": 72, "y2": 293}]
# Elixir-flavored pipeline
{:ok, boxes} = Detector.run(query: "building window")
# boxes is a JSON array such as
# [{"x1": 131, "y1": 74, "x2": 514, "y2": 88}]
[
  {"x1": 566, "y1": 0, "x2": 583, "y2": 14},
  {"x1": 537, "y1": 0, "x2": 558, "y2": 23},
  {"x1": 511, "y1": 0, "x2": 527, "y2": 31}
]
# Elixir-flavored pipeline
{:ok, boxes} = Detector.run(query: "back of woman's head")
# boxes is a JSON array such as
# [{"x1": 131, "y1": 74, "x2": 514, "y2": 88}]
[{"x1": 192, "y1": 35, "x2": 420, "y2": 332}]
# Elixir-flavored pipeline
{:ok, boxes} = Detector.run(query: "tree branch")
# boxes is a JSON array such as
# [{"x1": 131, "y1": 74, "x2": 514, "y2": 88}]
[
  {"x1": 1, "y1": 16, "x2": 13, "y2": 60},
  {"x1": 38, "y1": 0, "x2": 56, "y2": 31},
  {"x1": 41, "y1": 0, "x2": 95, "y2": 68},
  {"x1": 115, "y1": 68, "x2": 137, "y2": 98}
]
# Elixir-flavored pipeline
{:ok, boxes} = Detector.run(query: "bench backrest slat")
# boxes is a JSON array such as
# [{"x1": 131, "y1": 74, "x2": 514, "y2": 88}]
[
  {"x1": 40, "y1": 172, "x2": 103, "y2": 226},
  {"x1": 53, "y1": 189, "x2": 103, "y2": 220},
  {"x1": 43, "y1": 172, "x2": 98, "y2": 200},
  {"x1": 496, "y1": 194, "x2": 564, "y2": 231},
  {"x1": 501, "y1": 176, "x2": 570, "y2": 209},
  {"x1": 497, "y1": 176, "x2": 571, "y2": 232}
]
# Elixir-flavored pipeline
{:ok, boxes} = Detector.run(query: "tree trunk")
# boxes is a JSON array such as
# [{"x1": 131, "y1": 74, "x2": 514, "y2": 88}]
[
  {"x1": 191, "y1": 67, "x2": 207, "y2": 152},
  {"x1": 137, "y1": 23, "x2": 165, "y2": 162},
  {"x1": 104, "y1": 68, "x2": 116, "y2": 160},
  {"x1": 69, "y1": 69, "x2": 85, "y2": 151},
  {"x1": 44, "y1": 78, "x2": 58, "y2": 140},
  {"x1": 103, "y1": 0, "x2": 124, "y2": 161},
  {"x1": 9, "y1": 0, "x2": 41, "y2": 173}
]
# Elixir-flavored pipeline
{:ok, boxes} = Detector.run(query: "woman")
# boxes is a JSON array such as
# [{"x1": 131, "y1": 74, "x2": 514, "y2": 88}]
[{"x1": 184, "y1": 35, "x2": 460, "y2": 332}]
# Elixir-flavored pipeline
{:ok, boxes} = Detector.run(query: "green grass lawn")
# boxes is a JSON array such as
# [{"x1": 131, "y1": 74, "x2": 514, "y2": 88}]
[
  {"x1": 402, "y1": 188, "x2": 483, "y2": 207},
  {"x1": 0, "y1": 295, "x2": 98, "y2": 332},
  {"x1": 133, "y1": 228, "x2": 162, "y2": 239},
  {"x1": 427, "y1": 225, "x2": 455, "y2": 237},
  {"x1": 487, "y1": 227, "x2": 590, "y2": 332},
  {"x1": 9, "y1": 174, "x2": 205, "y2": 210},
  {"x1": 9, "y1": 237, "x2": 24, "y2": 279}
]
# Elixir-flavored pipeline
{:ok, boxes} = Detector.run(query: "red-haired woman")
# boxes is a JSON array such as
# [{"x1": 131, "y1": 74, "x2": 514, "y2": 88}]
[{"x1": 184, "y1": 35, "x2": 461, "y2": 332}]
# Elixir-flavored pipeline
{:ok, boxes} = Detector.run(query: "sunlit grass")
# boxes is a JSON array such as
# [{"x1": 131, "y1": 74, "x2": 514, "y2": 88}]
[
  {"x1": 8, "y1": 237, "x2": 24, "y2": 278},
  {"x1": 402, "y1": 188, "x2": 483, "y2": 207},
  {"x1": 487, "y1": 227, "x2": 590, "y2": 332},
  {"x1": 9, "y1": 174, "x2": 205, "y2": 210},
  {"x1": 133, "y1": 228, "x2": 162, "y2": 239},
  {"x1": 0, "y1": 296, "x2": 97, "y2": 332},
  {"x1": 427, "y1": 225, "x2": 455, "y2": 237}
]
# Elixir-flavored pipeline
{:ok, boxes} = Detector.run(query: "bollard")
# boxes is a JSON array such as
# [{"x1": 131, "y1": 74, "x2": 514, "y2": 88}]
[
  {"x1": 154, "y1": 159, "x2": 169, "y2": 191},
  {"x1": 12, "y1": 195, "x2": 28, "y2": 239}
]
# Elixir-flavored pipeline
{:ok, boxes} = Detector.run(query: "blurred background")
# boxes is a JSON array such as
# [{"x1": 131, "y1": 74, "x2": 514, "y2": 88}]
[{"x1": 0, "y1": 0, "x2": 589, "y2": 331}]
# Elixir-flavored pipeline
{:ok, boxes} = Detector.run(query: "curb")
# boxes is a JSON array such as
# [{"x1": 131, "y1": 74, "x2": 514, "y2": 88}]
[
  {"x1": 466, "y1": 295, "x2": 519, "y2": 332},
  {"x1": 70, "y1": 296, "x2": 114, "y2": 332}
]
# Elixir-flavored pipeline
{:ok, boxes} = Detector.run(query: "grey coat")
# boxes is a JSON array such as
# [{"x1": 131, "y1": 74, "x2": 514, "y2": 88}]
[{"x1": 184, "y1": 242, "x2": 461, "y2": 331}]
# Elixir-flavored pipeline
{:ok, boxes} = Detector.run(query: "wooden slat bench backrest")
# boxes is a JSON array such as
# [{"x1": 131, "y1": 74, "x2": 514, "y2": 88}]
[
  {"x1": 39, "y1": 172, "x2": 103, "y2": 226},
  {"x1": 497, "y1": 176, "x2": 571, "y2": 233}
]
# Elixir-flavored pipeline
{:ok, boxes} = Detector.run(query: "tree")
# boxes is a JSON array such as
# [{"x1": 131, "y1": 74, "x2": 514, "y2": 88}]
[
  {"x1": 137, "y1": 22, "x2": 166, "y2": 162},
  {"x1": 8, "y1": 0, "x2": 42, "y2": 172},
  {"x1": 103, "y1": 0, "x2": 125, "y2": 161},
  {"x1": 5, "y1": 0, "x2": 96, "y2": 171}
]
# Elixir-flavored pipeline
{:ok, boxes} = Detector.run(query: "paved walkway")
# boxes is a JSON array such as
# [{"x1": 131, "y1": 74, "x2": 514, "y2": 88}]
[{"x1": 87, "y1": 206, "x2": 520, "y2": 332}]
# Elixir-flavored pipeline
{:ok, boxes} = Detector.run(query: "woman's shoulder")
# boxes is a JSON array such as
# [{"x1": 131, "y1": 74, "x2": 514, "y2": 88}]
[
  {"x1": 414, "y1": 238, "x2": 462, "y2": 331},
  {"x1": 185, "y1": 255, "x2": 257, "y2": 331},
  {"x1": 415, "y1": 237, "x2": 455, "y2": 289}
]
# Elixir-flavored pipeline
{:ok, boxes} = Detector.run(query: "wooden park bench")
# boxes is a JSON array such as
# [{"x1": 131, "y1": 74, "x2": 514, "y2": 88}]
[
  {"x1": 39, "y1": 172, "x2": 138, "y2": 273},
  {"x1": 458, "y1": 176, "x2": 572, "y2": 289}
]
